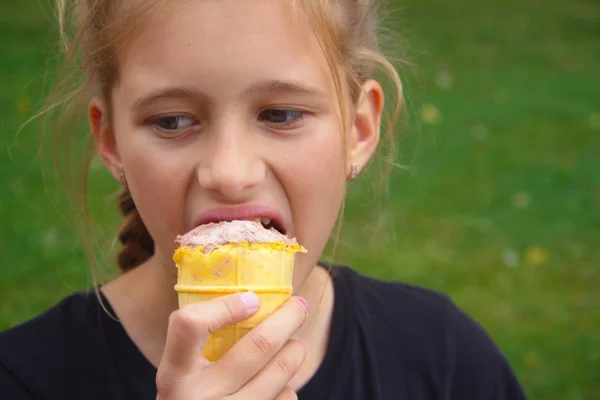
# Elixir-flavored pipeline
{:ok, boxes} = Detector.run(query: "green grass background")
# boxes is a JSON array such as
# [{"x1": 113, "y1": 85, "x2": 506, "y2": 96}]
[{"x1": 1, "y1": 0, "x2": 599, "y2": 399}]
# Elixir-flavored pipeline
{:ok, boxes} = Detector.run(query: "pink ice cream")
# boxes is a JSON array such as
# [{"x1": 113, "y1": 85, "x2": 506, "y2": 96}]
[{"x1": 175, "y1": 220, "x2": 299, "y2": 249}]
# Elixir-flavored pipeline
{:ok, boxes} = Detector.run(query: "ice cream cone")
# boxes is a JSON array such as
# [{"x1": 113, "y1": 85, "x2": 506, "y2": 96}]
[{"x1": 173, "y1": 221, "x2": 306, "y2": 362}]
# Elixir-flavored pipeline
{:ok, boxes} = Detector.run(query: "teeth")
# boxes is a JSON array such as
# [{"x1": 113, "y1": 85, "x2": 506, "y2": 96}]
[
  {"x1": 260, "y1": 217, "x2": 272, "y2": 227},
  {"x1": 249, "y1": 218, "x2": 273, "y2": 227}
]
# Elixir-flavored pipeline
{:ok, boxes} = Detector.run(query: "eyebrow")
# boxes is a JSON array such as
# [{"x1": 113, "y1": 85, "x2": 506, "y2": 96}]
[
  {"x1": 131, "y1": 87, "x2": 209, "y2": 112},
  {"x1": 244, "y1": 79, "x2": 328, "y2": 98},
  {"x1": 131, "y1": 79, "x2": 328, "y2": 111}
]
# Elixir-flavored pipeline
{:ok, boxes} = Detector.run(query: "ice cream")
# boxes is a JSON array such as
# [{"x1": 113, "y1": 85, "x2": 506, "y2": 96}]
[{"x1": 173, "y1": 220, "x2": 306, "y2": 361}]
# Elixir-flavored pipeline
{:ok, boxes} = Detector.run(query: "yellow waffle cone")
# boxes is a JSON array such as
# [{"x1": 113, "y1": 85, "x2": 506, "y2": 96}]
[{"x1": 173, "y1": 242, "x2": 305, "y2": 362}]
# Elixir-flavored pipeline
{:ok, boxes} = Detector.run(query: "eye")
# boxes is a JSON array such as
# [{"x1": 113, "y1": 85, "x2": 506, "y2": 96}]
[
  {"x1": 258, "y1": 109, "x2": 304, "y2": 129},
  {"x1": 149, "y1": 115, "x2": 198, "y2": 137}
]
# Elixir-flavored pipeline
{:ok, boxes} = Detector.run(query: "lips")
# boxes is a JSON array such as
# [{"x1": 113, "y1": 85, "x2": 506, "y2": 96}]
[{"x1": 192, "y1": 205, "x2": 287, "y2": 235}]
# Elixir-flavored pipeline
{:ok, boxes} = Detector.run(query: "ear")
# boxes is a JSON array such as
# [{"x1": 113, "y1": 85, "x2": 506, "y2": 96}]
[
  {"x1": 89, "y1": 96, "x2": 122, "y2": 182},
  {"x1": 347, "y1": 79, "x2": 385, "y2": 177}
]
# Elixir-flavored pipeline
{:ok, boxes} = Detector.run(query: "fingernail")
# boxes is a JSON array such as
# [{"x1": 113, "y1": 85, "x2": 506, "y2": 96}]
[
  {"x1": 240, "y1": 292, "x2": 260, "y2": 310},
  {"x1": 294, "y1": 297, "x2": 309, "y2": 314}
]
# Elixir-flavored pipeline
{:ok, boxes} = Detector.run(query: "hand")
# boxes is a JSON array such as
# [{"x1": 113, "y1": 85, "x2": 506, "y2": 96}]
[{"x1": 156, "y1": 292, "x2": 308, "y2": 400}]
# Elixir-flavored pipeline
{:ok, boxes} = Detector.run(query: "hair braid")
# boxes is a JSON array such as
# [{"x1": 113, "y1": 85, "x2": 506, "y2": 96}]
[{"x1": 116, "y1": 188, "x2": 154, "y2": 271}]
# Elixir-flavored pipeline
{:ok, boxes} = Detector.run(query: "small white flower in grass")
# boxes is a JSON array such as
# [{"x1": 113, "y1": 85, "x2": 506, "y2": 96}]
[
  {"x1": 502, "y1": 249, "x2": 519, "y2": 268},
  {"x1": 435, "y1": 70, "x2": 454, "y2": 90}
]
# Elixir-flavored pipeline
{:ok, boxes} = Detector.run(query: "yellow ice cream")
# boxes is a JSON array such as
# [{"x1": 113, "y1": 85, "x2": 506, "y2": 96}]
[{"x1": 173, "y1": 221, "x2": 306, "y2": 361}]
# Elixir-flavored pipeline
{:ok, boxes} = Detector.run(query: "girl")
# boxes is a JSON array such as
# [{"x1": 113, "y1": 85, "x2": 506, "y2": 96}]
[{"x1": 0, "y1": 0, "x2": 527, "y2": 399}]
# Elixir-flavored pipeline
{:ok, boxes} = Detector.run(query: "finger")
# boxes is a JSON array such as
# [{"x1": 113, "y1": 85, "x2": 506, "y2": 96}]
[
  {"x1": 210, "y1": 296, "x2": 308, "y2": 393},
  {"x1": 232, "y1": 340, "x2": 305, "y2": 400},
  {"x1": 274, "y1": 386, "x2": 299, "y2": 400},
  {"x1": 159, "y1": 292, "x2": 260, "y2": 374}
]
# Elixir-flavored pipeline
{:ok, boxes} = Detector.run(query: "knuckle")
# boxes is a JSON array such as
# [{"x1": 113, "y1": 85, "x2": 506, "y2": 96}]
[
  {"x1": 250, "y1": 332, "x2": 276, "y2": 357},
  {"x1": 205, "y1": 296, "x2": 240, "y2": 334},
  {"x1": 170, "y1": 308, "x2": 206, "y2": 336},
  {"x1": 220, "y1": 297, "x2": 237, "y2": 322},
  {"x1": 274, "y1": 353, "x2": 297, "y2": 377},
  {"x1": 275, "y1": 341, "x2": 305, "y2": 376},
  {"x1": 206, "y1": 296, "x2": 240, "y2": 333}
]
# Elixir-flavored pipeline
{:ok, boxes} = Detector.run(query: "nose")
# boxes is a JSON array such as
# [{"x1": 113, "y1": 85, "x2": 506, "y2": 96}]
[{"x1": 196, "y1": 123, "x2": 266, "y2": 199}]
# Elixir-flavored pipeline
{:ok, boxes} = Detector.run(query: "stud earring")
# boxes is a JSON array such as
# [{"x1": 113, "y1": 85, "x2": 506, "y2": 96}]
[
  {"x1": 348, "y1": 162, "x2": 358, "y2": 181},
  {"x1": 120, "y1": 171, "x2": 128, "y2": 190}
]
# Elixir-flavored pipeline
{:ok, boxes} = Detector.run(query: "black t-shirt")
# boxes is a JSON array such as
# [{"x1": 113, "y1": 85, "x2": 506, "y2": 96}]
[{"x1": 0, "y1": 266, "x2": 527, "y2": 400}]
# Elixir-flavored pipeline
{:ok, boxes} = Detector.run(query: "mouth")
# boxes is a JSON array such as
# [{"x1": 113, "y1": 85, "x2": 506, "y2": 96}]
[
  {"x1": 250, "y1": 217, "x2": 285, "y2": 235},
  {"x1": 193, "y1": 206, "x2": 288, "y2": 235}
]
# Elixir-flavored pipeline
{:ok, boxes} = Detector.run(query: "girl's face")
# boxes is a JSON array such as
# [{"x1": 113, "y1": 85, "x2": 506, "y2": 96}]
[{"x1": 92, "y1": 0, "x2": 382, "y2": 289}]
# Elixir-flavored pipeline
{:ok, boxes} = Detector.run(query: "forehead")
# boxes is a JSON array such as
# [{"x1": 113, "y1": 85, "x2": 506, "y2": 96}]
[{"x1": 115, "y1": 0, "x2": 333, "y2": 100}]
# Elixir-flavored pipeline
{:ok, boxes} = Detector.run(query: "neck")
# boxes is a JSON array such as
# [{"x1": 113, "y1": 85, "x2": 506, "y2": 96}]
[{"x1": 102, "y1": 254, "x2": 334, "y2": 390}]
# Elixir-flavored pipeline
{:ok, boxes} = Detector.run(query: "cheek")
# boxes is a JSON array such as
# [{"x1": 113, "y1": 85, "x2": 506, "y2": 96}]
[
  {"x1": 112, "y1": 116, "x2": 192, "y2": 253},
  {"x1": 282, "y1": 122, "x2": 347, "y2": 256},
  {"x1": 292, "y1": 149, "x2": 344, "y2": 200},
  {"x1": 286, "y1": 142, "x2": 345, "y2": 288}
]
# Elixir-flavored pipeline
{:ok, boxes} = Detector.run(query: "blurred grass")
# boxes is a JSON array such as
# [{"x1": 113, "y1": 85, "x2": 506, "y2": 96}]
[{"x1": 1, "y1": 0, "x2": 599, "y2": 399}]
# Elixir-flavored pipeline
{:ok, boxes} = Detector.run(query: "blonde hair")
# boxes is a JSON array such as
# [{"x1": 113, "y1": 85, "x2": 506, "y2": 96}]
[{"x1": 44, "y1": 0, "x2": 406, "y2": 274}]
